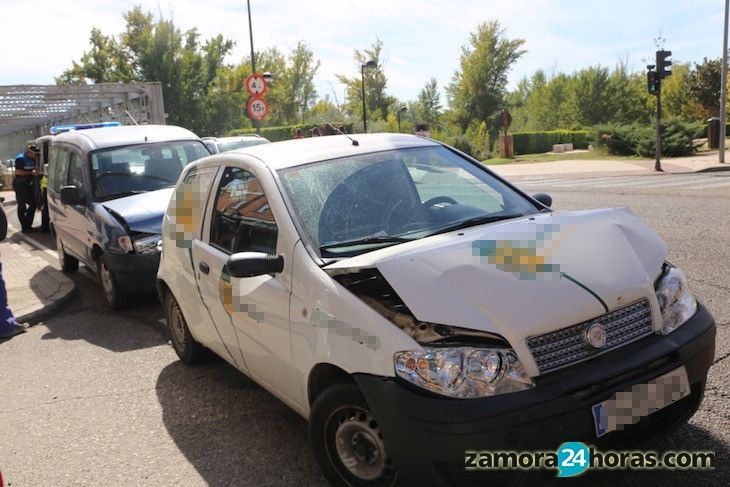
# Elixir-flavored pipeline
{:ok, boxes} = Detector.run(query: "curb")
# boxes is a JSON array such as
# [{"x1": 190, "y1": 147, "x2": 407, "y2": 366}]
[
  {"x1": 696, "y1": 165, "x2": 730, "y2": 173},
  {"x1": 16, "y1": 278, "x2": 77, "y2": 324}
]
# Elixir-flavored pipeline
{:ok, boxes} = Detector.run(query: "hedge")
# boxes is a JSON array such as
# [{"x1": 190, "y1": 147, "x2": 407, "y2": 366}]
[
  {"x1": 228, "y1": 123, "x2": 353, "y2": 142},
  {"x1": 511, "y1": 130, "x2": 591, "y2": 155},
  {"x1": 593, "y1": 119, "x2": 703, "y2": 157}
]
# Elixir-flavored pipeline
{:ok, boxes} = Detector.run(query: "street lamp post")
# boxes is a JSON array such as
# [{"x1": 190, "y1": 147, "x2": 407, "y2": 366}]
[
  {"x1": 361, "y1": 60, "x2": 377, "y2": 133},
  {"x1": 397, "y1": 106, "x2": 407, "y2": 133}
]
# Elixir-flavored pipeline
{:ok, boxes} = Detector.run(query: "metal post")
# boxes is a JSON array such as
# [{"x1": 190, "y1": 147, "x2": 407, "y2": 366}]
[
  {"x1": 655, "y1": 81, "x2": 662, "y2": 171},
  {"x1": 361, "y1": 65, "x2": 367, "y2": 133},
  {"x1": 397, "y1": 111, "x2": 402, "y2": 133},
  {"x1": 247, "y1": 0, "x2": 260, "y2": 135},
  {"x1": 720, "y1": 0, "x2": 729, "y2": 163}
]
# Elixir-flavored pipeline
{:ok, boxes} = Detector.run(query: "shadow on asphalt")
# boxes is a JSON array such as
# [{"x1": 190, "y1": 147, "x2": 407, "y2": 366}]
[
  {"x1": 156, "y1": 358, "x2": 325, "y2": 487},
  {"x1": 156, "y1": 354, "x2": 727, "y2": 487},
  {"x1": 38, "y1": 268, "x2": 168, "y2": 353}
]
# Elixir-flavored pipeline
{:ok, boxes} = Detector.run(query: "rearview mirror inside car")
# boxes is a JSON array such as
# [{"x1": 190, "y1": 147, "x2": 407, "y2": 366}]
[
  {"x1": 227, "y1": 252, "x2": 284, "y2": 278},
  {"x1": 60, "y1": 185, "x2": 85, "y2": 206}
]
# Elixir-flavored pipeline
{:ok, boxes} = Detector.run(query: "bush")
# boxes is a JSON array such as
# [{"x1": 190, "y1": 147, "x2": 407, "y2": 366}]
[
  {"x1": 228, "y1": 123, "x2": 353, "y2": 141},
  {"x1": 594, "y1": 119, "x2": 703, "y2": 158},
  {"x1": 450, "y1": 134, "x2": 478, "y2": 158},
  {"x1": 511, "y1": 130, "x2": 591, "y2": 154}
]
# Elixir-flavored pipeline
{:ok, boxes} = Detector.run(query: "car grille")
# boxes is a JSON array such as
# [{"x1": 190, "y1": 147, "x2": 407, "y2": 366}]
[{"x1": 527, "y1": 299, "x2": 653, "y2": 374}]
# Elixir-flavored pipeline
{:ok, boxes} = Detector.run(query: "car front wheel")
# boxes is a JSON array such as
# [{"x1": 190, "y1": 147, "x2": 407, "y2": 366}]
[
  {"x1": 309, "y1": 383, "x2": 397, "y2": 487},
  {"x1": 98, "y1": 255, "x2": 127, "y2": 309}
]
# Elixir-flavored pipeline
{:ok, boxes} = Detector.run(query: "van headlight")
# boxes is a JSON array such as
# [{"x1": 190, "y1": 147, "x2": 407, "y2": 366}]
[
  {"x1": 133, "y1": 234, "x2": 163, "y2": 254},
  {"x1": 655, "y1": 265, "x2": 697, "y2": 335},
  {"x1": 394, "y1": 347, "x2": 534, "y2": 399}
]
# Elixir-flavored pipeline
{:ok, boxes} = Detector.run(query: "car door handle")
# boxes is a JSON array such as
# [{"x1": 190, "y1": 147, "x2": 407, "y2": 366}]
[{"x1": 199, "y1": 262, "x2": 210, "y2": 274}]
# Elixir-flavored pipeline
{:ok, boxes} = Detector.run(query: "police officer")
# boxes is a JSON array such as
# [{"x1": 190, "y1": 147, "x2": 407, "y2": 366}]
[{"x1": 13, "y1": 144, "x2": 39, "y2": 233}]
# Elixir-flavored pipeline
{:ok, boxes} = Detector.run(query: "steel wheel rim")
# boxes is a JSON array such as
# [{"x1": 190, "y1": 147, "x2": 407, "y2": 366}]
[
  {"x1": 168, "y1": 299, "x2": 186, "y2": 350},
  {"x1": 328, "y1": 405, "x2": 390, "y2": 481}
]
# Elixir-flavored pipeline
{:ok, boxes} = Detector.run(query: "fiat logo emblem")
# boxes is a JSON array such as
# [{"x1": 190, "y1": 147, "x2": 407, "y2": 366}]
[{"x1": 585, "y1": 323, "x2": 607, "y2": 349}]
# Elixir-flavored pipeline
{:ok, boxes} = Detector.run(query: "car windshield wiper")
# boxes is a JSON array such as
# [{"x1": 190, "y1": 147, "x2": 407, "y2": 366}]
[
  {"x1": 99, "y1": 190, "x2": 146, "y2": 200},
  {"x1": 426, "y1": 213, "x2": 525, "y2": 237},
  {"x1": 320, "y1": 235, "x2": 415, "y2": 252}
]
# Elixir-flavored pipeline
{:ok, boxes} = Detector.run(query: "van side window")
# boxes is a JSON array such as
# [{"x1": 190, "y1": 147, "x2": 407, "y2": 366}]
[
  {"x1": 209, "y1": 167, "x2": 278, "y2": 255},
  {"x1": 51, "y1": 148, "x2": 70, "y2": 192},
  {"x1": 67, "y1": 152, "x2": 85, "y2": 193}
]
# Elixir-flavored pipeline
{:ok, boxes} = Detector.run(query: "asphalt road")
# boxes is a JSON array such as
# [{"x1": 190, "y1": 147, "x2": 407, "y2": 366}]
[{"x1": 0, "y1": 173, "x2": 728, "y2": 486}]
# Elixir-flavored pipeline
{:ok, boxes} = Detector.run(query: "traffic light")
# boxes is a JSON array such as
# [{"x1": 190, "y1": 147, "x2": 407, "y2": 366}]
[
  {"x1": 656, "y1": 50, "x2": 672, "y2": 79},
  {"x1": 647, "y1": 69, "x2": 659, "y2": 95}
]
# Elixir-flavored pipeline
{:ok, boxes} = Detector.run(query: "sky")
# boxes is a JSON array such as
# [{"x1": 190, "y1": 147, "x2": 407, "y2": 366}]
[{"x1": 0, "y1": 0, "x2": 726, "y2": 104}]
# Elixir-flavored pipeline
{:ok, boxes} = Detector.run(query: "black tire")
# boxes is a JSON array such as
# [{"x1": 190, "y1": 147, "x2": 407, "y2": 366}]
[
  {"x1": 164, "y1": 289, "x2": 205, "y2": 364},
  {"x1": 309, "y1": 383, "x2": 397, "y2": 487},
  {"x1": 0, "y1": 205, "x2": 7, "y2": 241},
  {"x1": 56, "y1": 232, "x2": 79, "y2": 272},
  {"x1": 98, "y1": 254, "x2": 128, "y2": 309}
]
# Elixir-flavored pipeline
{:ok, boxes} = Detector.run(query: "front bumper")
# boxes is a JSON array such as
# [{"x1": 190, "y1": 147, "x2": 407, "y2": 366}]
[
  {"x1": 355, "y1": 303, "x2": 716, "y2": 486},
  {"x1": 103, "y1": 251, "x2": 160, "y2": 294}
]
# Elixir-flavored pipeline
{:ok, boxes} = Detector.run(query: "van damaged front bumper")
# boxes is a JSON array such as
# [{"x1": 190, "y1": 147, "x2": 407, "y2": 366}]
[
  {"x1": 103, "y1": 251, "x2": 160, "y2": 294},
  {"x1": 354, "y1": 303, "x2": 716, "y2": 486}
]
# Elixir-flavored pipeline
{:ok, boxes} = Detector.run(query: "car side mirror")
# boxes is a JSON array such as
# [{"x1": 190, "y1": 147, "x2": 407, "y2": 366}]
[
  {"x1": 532, "y1": 193, "x2": 552, "y2": 208},
  {"x1": 227, "y1": 252, "x2": 284, "y2": 278},
  {"x1": 60, "y1": 185, "x2": 85, "y2": 206}
]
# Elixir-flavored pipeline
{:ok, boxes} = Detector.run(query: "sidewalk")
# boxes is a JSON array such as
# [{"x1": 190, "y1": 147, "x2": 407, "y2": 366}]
[
  {"x1": 1, "y1": 239, "x2": 76, "y2": 324},
  {"x1": 491, "y1": 151, "x2": 730, "y2": 179}
]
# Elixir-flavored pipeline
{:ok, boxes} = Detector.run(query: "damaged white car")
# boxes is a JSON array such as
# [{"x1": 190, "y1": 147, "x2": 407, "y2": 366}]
[{"x1": 157, "y1": 133, "x2": 716, "y2": 486}]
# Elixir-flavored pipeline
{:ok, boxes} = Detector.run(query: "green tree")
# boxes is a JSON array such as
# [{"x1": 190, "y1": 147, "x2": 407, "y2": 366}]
[
  {"x1": 336, "y1": 39, "x2": 396, "y2": 128},
  {"x1": 447, "y1": 21, "x2": 526, "y2": 132},
  {"x1": 281, "y1": 41, "x2": 320, "y2": 122},
  {"x1": 688, "y1": 58, "x2": 722, "y2": 118},
  {"x1": 58, "y1": 7, "x2": 235, "y2": 135},
  {"x1": 413, "y1": 78, "x2": 442, "y2": 130}
]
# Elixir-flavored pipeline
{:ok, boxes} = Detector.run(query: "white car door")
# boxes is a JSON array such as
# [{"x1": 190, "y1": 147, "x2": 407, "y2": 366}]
[{"x1": 201, "y1": 164, "x2": 300, "y2": 405}]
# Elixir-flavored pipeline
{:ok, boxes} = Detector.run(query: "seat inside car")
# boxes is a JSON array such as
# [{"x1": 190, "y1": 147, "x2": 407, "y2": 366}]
[{"x1": 318, "y1": 159, "x2": 424, "y2": 244}]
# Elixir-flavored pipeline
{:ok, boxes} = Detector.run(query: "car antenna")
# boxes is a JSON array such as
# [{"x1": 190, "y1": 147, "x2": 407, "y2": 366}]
[{"x1": 320, "y1": 118, "x2": 359, "y2": 146}]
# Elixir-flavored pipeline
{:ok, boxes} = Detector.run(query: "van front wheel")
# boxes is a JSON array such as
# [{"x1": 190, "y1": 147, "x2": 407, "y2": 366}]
[{"x1": 309, "y1": 383, "x2": 397, "y2": 486}]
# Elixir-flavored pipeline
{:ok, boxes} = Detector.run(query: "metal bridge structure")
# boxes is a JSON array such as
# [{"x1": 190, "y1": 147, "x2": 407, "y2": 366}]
[{"x1": 0, "y1": 82, "x2": 165, "y2": 160}]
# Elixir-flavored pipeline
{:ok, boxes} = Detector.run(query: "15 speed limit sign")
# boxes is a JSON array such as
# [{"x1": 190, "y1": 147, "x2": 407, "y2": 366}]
[
  {"x1": 247, "y1": 97, "x2": 270, "y2": 120},
  {"x1": 245, "y1": 73, "x2": 267, "y2": 96}
]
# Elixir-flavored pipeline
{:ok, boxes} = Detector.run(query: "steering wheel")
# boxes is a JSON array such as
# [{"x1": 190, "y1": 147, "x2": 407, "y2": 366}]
[{"x1": 424, "y1": 196, "x2": 458, "y2": 208}]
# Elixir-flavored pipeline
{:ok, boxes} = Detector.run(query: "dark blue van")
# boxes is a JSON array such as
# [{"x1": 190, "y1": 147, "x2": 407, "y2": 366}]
[{"x1": 47, "y1": 125, "x2": 210, "y2": 308}]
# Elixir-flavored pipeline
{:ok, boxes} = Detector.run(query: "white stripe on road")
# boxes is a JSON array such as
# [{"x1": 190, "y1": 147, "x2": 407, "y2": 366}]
[
  {"x1": 518, "y1": 175, "x2": 730, "y2": 190},
  {"x1": 6, "y1": 222, "x2": 58, "y2": 258}
]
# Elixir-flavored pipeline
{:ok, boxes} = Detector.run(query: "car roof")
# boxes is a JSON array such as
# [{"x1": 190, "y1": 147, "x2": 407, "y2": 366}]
[
  {"x1": 217, "y1": 133, "x2": 440, "y2": 170},
  {"x1": 52, "y1": 125, "x2": 201, "y2": 152}
]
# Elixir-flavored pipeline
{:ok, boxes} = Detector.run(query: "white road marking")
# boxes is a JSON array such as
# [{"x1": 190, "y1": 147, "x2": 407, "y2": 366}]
[{"x1": 517, "y1": 174, "x2": 730, "y2": 191}]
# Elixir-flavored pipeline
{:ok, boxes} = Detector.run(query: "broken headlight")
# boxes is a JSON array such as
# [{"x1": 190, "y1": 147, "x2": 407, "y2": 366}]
[
  {"x1": 394, "y1": 347, "x2": 534, "y2": 399},
  {"x1": 655, "y1": 265, "x2": 697, "y2": 335},
  {"x1": 133, "y1": 234, "x2": 163, "y2": 254}
]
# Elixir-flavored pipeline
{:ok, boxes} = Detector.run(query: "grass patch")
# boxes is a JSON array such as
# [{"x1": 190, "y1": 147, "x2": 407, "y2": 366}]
[{"x1": 482, "y1": 150, "x2": 649, "y2": 165}]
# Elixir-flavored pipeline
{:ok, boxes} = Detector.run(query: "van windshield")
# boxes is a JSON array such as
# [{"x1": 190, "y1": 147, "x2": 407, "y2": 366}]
[{"x1": 91, "y1": 140, "x2": 210, "y2": 201}]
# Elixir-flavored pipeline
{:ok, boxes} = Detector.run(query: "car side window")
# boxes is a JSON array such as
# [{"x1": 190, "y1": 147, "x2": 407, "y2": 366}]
[
  {"x1": 67, "y1": 152, "x2": 85, "y2": 193},
  {"x1": 209, "y1": 167, "x2": 278, "y2": 255},
  {"x1": 51, "y1": 148, "x2": 70, "y2": 192}
]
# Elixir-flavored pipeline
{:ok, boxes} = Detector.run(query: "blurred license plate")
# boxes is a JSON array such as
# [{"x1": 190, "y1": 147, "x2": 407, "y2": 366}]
[{"x1": 592, "y1": 366, "x2": 690, "y2": 437}]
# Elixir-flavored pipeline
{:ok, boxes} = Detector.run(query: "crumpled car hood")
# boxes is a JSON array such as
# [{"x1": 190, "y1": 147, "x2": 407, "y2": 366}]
[
  {"x1": 326, "y1": 208, "x2": 666, "y2": 372},
  {"x1": 101, "y1": 187, "x2": 174, "y2": 234}
]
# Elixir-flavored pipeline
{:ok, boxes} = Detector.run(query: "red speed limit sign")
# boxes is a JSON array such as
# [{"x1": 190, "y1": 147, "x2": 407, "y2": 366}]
[
  {"x1": 245, "y1": 73, "x2": 267, "y2": 96},
  {"x1": 247, "y1": 97, "x2": 270, "y2": 120}
]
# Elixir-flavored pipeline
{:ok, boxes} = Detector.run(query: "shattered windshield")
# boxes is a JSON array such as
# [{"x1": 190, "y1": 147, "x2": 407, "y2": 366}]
[{"x1": 278, "y1": 146, "x2": 539, "y2": 257}]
